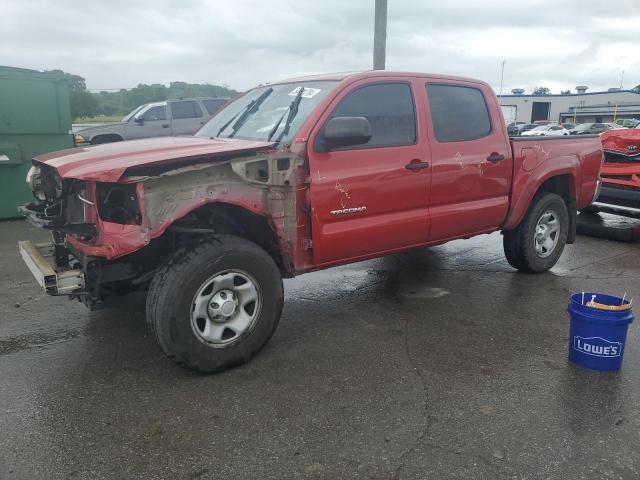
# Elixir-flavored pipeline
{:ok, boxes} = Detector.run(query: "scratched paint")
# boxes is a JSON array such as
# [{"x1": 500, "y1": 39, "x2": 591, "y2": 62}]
[{"x1": 335, "y1": 180, "x2": 351, "y2": 209}]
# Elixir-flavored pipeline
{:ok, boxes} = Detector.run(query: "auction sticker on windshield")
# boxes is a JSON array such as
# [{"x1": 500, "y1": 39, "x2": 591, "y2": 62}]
[{"x1": 288, "y1": 87, "x2": 321, "y2": 98}]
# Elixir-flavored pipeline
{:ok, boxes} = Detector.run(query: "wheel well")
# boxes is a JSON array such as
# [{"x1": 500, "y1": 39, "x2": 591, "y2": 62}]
[
  {"x1": 167, "y1": 203, "x2": 287, "y2": 274},
  {"x1": 535, "y1": 174, "x2": 577, "y2": 243},
  {"x1": 537, "y1": 174, "x2": 575, "y2": 203},
  {"x1": 91, "y1": 134, "x2": 124, "y2": 144}
]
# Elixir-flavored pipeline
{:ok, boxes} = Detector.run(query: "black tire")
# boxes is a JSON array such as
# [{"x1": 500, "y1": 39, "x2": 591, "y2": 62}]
[
  {"x1": 146, "y1": 235, "x2": 283, "y2": 373},
  {"x1": 90, "y1": 134, "x2": 123, "y2": 145},
  {"x1": 503, "y1": 192, "x2": 569, "y2": 273}
]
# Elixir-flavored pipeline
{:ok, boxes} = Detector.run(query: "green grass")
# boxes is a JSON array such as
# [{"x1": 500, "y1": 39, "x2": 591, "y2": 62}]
[{"x1": 74, "y1": 115, "x2": 122, "y2": 123}]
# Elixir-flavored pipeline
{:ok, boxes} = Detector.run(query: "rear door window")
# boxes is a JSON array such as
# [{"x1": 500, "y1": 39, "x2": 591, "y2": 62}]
[
  {"x1": 426, "y1": 84, "x2": 492, "y2": 142},
  {"x1": 171, "y1": 101, "x2": 203, "y2": 119},
  {"x1": 328, "y1": 82, "x2": 417, "y2": 148}
]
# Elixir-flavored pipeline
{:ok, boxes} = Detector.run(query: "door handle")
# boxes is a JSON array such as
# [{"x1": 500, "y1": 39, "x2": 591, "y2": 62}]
[
  {"x1": 486, "y1": 153, "x2": 505, "y2": 162},
  {"x1": 405, "y1": 160, "x2": 430, "y2": 171},
  {"x1": 162, "y1": 124, "x2": 170, "y2": 128}
]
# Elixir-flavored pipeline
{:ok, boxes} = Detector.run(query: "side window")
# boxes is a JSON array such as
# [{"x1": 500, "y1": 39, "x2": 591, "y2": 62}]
[
  {"x1": 203, "y1": 99, "x2": 227, "y2": 115},
  {"x1": 171, "y1": 101, "x2": 203, "y2": 119},
  {"x1": 329, "y1": 83, "x2": 416, "y2": 148},
  {"x1": 426, "y1": 84, "x2": 491, "y2": 142},
  {"x1": 142, "y1": 105, "x2": 166, "y2": 121}
]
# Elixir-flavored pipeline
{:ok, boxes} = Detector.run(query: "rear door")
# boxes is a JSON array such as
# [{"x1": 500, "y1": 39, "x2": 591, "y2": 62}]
[
  {"x1": 307, "y1": 79, "x2": 431, "y2": 265},
  {"x1": 170, "y1": 100, "x2": 206, "y2": 135},
  {"x1": 424, "y1": 82, "x2": 512, "y2": 241}
]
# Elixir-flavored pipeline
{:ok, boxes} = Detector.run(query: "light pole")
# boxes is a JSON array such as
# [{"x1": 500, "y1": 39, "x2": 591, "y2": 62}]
[
  {"x1": 620, "y1": 70, "x2": 625, "y2": 89},
  {"x1": 499, "y1": 60, "x2": 506, "y2": 97},
  {"x1": 373, "y1": 0, "x2": 387, "y2": 70}
]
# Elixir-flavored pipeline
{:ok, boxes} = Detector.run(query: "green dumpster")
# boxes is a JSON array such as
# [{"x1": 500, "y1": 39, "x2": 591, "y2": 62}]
[{"x1": 0, "y1": 66, "x2": 74, "y2": 219}]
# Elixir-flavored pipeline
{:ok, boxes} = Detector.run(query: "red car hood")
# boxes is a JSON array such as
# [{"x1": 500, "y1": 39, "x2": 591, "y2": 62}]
[
  {"x1": 600, "y1": 129, "x2": 640, "y2": 154},
  {"x1": 34, "y1": 136, "x2": 275, "y2": 182}
]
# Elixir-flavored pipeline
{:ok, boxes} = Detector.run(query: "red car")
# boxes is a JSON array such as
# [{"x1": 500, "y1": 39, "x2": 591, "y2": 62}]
[
  {"x1": 596, "y1": 128, "x2": 640, "y2": 216},
  {"x1": 19, "y1": 71, "x2": 603, "y2": 372}
]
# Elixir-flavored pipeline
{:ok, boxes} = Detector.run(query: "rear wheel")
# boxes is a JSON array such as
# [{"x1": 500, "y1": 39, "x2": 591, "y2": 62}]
[
  {"x1": 146, "y1": 235, "x2": 283, "y2": 373},
  {"x1": 503, "y1": 192, "x2": 569, "y2": 272}
]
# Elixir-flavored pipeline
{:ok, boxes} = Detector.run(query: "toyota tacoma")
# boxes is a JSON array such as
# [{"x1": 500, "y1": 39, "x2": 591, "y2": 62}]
[{"x1": 19, "y1": 71, "x2": 603, "y2": 372}]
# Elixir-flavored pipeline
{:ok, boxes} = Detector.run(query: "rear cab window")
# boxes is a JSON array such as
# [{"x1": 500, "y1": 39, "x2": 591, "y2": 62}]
[
  {"x1": 426, "y1": 84, "x2": 492, "y2": 142},
  {"x1": 327, "y1": 82, "x2": 417, "y2": 148},
  {"x1": 171, "y1": 101, "x2": 203, "y2": 119}
]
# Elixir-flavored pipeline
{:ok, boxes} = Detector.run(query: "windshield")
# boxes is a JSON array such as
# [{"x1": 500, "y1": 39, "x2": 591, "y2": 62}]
[
  {"x1": 122, "y1": 105, "x2": 145, "y2": 122},
  {"x1": 574, "y1": 123, "x2": 593, "y2": 130},
  {"x1": 530, "y1": 125, "x2": 550, "y2": 131},
  {"x1": 196, "y1": 80, "x2": 339, "y2": 144}
]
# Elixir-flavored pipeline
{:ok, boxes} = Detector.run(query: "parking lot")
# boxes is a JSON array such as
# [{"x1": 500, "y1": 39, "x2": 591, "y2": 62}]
[{"x1": 1, "y1": 217, "x2": 639, "y2": 479}]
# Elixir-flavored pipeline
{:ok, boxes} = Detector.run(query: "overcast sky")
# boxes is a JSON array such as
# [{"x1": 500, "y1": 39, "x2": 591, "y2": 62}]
[{"x1": 1, "y1": 0, "x2": 639, "y2": 94}]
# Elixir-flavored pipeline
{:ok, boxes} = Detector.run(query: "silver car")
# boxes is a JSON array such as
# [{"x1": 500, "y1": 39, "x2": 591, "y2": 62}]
[{"x1": 75, "y1": 97, "x2": 229, "y2": 145}]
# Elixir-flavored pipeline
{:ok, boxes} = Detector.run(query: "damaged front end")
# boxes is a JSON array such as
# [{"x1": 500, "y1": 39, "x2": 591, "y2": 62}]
[
  {"x1": 19, "y1": 163, "x2": 142, "y2": 304},
  {"x1": 18, "y1": 141, "x2": 310, "y2": 308}
]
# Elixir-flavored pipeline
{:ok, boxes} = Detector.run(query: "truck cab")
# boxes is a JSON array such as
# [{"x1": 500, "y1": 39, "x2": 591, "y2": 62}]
[{"x1": 19, "y1": 71, "x2": 603, "y2": 373}]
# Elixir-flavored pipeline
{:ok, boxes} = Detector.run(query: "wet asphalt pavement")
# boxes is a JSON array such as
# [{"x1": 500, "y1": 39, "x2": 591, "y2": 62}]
[{"x1": 1, "y1": 216, "x2": 640, "y2": 480}]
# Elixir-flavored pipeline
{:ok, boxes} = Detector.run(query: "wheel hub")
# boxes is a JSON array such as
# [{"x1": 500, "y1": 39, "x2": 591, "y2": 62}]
[
  {"x1": 190, "y1": 270, "x2": 261, "y2": 348},
  {"x1": 534, "y1": 210, "x2": 560, "y2": 258},
  {"x1": 208, "y1": 289, "x2": 238, "y2": 321}
]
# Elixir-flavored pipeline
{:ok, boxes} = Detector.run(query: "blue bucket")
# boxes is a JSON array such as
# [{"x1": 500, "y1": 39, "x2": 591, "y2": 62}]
[{"x1": 568, "y1": 293, "x2": 634, "y2": 371}]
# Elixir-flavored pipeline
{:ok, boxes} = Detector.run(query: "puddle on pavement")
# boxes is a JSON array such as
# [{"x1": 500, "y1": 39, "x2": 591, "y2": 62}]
[{"x1": 0, "y1": 328, "x2": 83, "y2": 355}]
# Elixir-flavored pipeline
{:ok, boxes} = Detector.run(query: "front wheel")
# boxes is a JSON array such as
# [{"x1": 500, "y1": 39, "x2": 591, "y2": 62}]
[
  {"x1": 503, "y1": 192, "x2": 569, "y2": 272},
  {"x1": 146, "y1": 235, "x2": 284, "y2": 373}
]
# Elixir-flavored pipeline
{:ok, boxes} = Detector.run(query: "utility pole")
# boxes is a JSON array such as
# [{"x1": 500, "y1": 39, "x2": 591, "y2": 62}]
[
  {"x1": 373, "y1": 0, "x2": 387, "y2": 70},
  {"x1": 499, "y1": 59, "x2": 506, "y2": 97},
  {"x1": 620, "y1": 70, "x2": 625, "y2": 89}
]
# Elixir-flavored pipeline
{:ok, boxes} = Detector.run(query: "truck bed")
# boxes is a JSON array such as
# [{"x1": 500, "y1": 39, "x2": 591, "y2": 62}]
[{"x1": 502, "y1": 134, "x2": 604, "y2": 230}]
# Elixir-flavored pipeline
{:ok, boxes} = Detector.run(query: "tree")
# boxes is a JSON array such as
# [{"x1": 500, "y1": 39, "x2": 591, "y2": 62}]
[
  {"x1": 46, "y1": 69, "x2": 98, "y2": 119},
  {"x1": 92, "y1": 82, "x2": 239, "y2": 117},
  {"x1": 533, "y1": 86, "x2": 551, "y2": 95},
  {"x1": 561, "y1": 90, "x2": 571, "y2": 94}
]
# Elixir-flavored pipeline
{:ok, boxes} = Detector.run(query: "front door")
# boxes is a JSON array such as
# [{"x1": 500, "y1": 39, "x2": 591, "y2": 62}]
[
  {"x1": 308, "y1": 80, "x2": 431, "y2": 265},
  {"x1": 424, "y1": 82, "x2": 512, "y2": 241},
  {"x1": 125, "y1": 103, "x2": 171, "y2": 139}
]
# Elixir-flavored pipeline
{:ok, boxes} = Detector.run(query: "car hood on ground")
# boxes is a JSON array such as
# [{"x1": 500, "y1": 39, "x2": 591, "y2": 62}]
[{"x1": 34, "y1": 136, "x2": 276, "y2": 182}]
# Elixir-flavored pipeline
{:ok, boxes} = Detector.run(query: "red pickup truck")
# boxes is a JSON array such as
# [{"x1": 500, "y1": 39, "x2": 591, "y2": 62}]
[{"x1": 19, "y1": 71, "x2": 603, "y2": 372}]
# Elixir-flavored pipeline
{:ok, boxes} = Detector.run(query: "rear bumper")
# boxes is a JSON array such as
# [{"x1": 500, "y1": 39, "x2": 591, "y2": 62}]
[{"x1": 18, "y1": 240, "x2": 84, "y2": 295}]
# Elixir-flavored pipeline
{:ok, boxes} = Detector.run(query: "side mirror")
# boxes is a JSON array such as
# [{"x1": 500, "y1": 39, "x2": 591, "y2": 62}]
[
  {"x1": 134, "y1": 114, "x2": 144, "y2": 124},
  {"x1": 317, "y1": 116, "x2": 372, "y2": 151}
]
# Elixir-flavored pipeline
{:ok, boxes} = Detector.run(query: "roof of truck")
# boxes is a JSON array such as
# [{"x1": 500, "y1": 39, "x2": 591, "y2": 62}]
[{"x1": 271, "y1": 70, "x2": 487, "y2": 86}]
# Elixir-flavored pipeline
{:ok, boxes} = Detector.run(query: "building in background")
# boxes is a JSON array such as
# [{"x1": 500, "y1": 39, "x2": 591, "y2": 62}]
[{"x1": 498, "y1": 86, "x2": 640, "y2": 125}]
